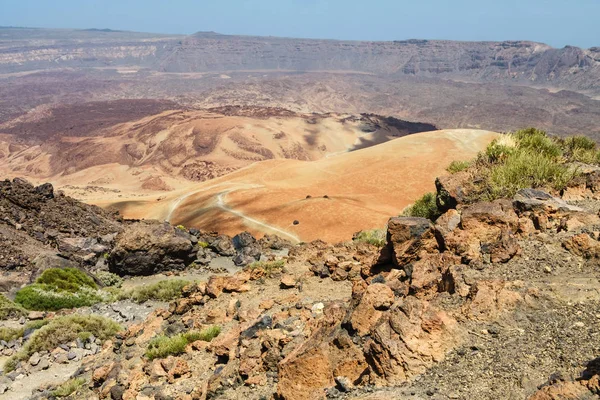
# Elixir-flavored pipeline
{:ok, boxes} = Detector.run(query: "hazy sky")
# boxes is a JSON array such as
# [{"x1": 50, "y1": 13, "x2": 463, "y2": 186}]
[{"x1": 1, "y1": 0, "x2": 599, "y2": 48}]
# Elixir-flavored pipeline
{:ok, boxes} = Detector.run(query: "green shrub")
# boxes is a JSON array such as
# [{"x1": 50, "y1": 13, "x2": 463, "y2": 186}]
[
  {"x1": 0, "y1": 320, "x2": 49, "y2": 342},
  {"x1": 53, "y1": 377, "x2": 86, "y2": 397},
  {"x1": 4, "y1": 314, "x2": 121, "y2": 372},
  {"x1": 14, "y1": 268, "x2": 113, "y2": 311},
  {"x1": 514, "y1": 128, "x2": 562, "y2": 158},
  {"x1": 121, "y1": 280, "x2": 191, "y2": 303},
  {"x1": 402, "y1": 192, "x2": 441, "y2": 221},
  {"x1": 246, "y1": 260, "x2": 285, "y2": 277},
  {"x1": 95, "y1": 271, "x2": 124, "y2": 288},
  {"x1": 446, "y1": 160, "x2": 472, "y2": 174},
  {"x1": 183, "y1": 325, "x2": 221, "y2": 342},
  {"x1": 36, "y1": 268, "x2": 97, "y2": 292},
  {"x1": 146, "y1": 326, "x2": 220, "y2": 360},
  {"x1": 14, "y1": 284, "x2": 108, "y2": 311},
  {"x1": 198, "y1": 241, "x2": 209, "y2": 248},
  {"x1": 570, "y1": 147, "x2": 599, "y2": 164},
  {"x1": 353, "y1": 229, "x2": 386, "y2": 247},
  {"x1": 484, "y1": 149, "x2": 578, "y2": 199},
  {"x1": 0, "y1": 294, "x2": 27, "y2": 320},
  {"x1": 562, "y1": 135, "x2": 597, "y2": 151},
  {"x1": 0, "y1": 326, "x2": 24, "y2": 342}
]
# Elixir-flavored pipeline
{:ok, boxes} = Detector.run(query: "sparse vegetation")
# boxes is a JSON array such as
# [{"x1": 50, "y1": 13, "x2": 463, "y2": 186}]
[
  {"x1": 145, "y1": 326, "x2": 221, "y2": 360},
  {"x1": 95, "y1": 271, "x2": 124, "y2": 288},
  {"x1": 402, "y1": 192, "x2": 442, "y2": 221},
  {"x1": 446, "y1": 160, "x2": 472, "y2": 174},
  {"x1": 176, "y1": 225, "x2": 186, "y2": 231},
  {"x1": 0, "y1": 320, "x2": 49, "y2": 342},
  {"x1": 459, "y1": 128, "x2": 596, "y2": 201},
  {"x1": 198, "y1": 241, "x2": 209, "y2": 248},
  {"x1": 52, "y1": 377, "x2": 86, "y2": 397},
  {"x1": 14, "y1": 268, "x2": 111, "y2": 311},
  {"x1": 246, "y1": 260, "x2": 285, "y2": 277},
  {"x1": 0, "y1": 293, "x2": 27, "y2": 319},
  {"x1": 4, "y1": 314, "x2": 121, "y2": 372},
  {"x1": 353, "y1": 229, "x2": 386, "y2": 247},
  {"x1": 120, "y1": 279, "x2": 192, "y2": 303}
]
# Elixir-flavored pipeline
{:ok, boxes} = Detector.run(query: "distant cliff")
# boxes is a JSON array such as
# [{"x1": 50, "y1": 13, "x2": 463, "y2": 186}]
[{"x1": 0, "y1": 28, "x2": 599, "y2": 95}]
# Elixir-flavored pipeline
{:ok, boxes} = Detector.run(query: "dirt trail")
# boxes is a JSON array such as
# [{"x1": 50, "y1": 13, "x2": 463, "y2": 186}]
[{"x1": 215, "y1": 190, "x2": 300, "y2": 243}]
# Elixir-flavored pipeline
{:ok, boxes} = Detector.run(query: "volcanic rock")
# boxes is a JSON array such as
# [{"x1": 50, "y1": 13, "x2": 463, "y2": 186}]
[{"x1": 109, "y1": 221, "x2": 195, "y2": 276}]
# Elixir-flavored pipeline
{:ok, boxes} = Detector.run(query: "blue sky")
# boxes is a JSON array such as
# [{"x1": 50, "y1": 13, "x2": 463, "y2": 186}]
[{"x1": 1, "y1": 0, "x2": 598, "y2": 48}]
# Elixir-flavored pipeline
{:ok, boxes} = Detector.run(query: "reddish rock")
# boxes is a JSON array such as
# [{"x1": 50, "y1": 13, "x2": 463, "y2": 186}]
[
  {"x1": 464, "y1": 280, "x2": 522, "y2": 320},
  {"x1": 563, "y1": 233, "x2": 600, "y2": 259},
  {"x1": 527, "y1": 381, "x2": 592, "y2": 399},
  {"x1": 386, "y1": 217, "x2": 440, "y2": 267},
  {"x1": 280, "y1": 274, "x2": 297, "y2": 289},
  {"x1": 351, "y1": 283, "x2": 395, "y2": 336},
  {"x1": 277, "y1": 303, "x2": 367, "y2": 400},
  {"x1": 364, "y1": 297, "x2": 460, "y2": 385}
]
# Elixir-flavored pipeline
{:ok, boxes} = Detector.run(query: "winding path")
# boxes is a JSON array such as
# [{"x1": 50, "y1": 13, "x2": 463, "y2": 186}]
[{"x1": 166, "y1": 184, "x2": 300, "y2": 243}]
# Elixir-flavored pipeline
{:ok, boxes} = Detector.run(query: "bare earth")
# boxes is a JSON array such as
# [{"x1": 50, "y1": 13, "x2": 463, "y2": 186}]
[{"x1": 91, "y1": 129, "x2": 497, "y2": 243}]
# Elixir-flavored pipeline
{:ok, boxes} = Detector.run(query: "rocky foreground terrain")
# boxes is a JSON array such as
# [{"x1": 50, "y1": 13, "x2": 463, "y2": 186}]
[{"x1": 2, "y1": 148, "x2": 600, "y2": 399}]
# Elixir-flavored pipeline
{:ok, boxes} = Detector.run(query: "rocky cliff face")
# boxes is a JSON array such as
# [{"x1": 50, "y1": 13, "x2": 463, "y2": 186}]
[{"x1": 1, "y1": 28, "x2": 599, "y2": 95}]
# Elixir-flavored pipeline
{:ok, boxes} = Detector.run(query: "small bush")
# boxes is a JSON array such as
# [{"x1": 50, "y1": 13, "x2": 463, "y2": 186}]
[
  {"x1": 353, "y1": 229, "x2": 386, "y2": 247},
  {"x1": 95, "y1": 271, "x2": 124, "y2": 288},
  {"x1": 514, "y1": 128, "x2": 562, "y2": 158},
  {"x1": 246, "y1": 260, "x2": 285, "y2": 277},
  {"x1": 485, "y1": 140, "x2": 515, "y2": 163},
  {"x1": 0, "y1": 293, "x2": 27, "y2": 319},
  {"x1": 122, "y1": 280, "x2": 191, "y2": 303},
  {"x1": 184, "y1": 325, "x2": 221, "y2": 342},
  {"x1": 446, "y1": 160, "x2": 471, "y2": 174},
  {"x1": 14, "y1": 284, "x2": 108, "y2": 311},
  {"x1": 487, "y1": 150, "x2": 578, "y2": 199},
  {"x1": 146, "y1": 326, "x2": 221, "y2": 360},
  {"x1": 36, "y1": 268, "x2": 97, "y2": 292},
  {"x1": 198, "y1": 241, "x2": 209, "y2": 248},
  {"x1": 4, "y1": 314, "x2": 121, "y2": 372},
  {"x1": 176, "y1": 225, "x2": 186, "y2": 231},
  {"x1": 562, "y1": 135, "x2": 597, "y2": 152},
  {"x1": 14, "y1": 268, "x2": 110, "y2": 311},
  {"x1": 0, "y1": 320, "x2": 48, "y2": 342},
  {"x1": 53, "y1": 377, "x2": 86, "y2": 397},
  {"x1": 570, "y1": 147, "x2": 599, "y2": 164},
  {"x1": 402, "y1": 192, "x2": 441, "y2": 221}
]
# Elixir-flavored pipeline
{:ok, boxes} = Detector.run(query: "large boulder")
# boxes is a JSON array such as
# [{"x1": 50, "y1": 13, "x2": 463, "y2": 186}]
[{"x1": 109, "y1": 221, "x2": 195, "y2": 276}]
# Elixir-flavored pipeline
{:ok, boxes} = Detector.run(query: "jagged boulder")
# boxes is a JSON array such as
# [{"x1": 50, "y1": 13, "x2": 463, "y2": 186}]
[
  {"x1": 435, "y1": 172, "x2": 472, "y2": 212},
  {"x1": 384, "y1": 217, "x2": 440, "y2": 267},
  {"x1": 109, "y1": 221, "x2": 195, "y2": 276},
  {"x1": 209, "y1": 234, "x2": 236, "y2": 257},
  {"x1": 277, "y1": 302, "x2": 367, "y2": 400},
  {"x1": 364, "y1": 296, "x2": 461, "y2": 385},
  {"x1": 444, "y1": 200, "x2": 520, "y2": 264}
]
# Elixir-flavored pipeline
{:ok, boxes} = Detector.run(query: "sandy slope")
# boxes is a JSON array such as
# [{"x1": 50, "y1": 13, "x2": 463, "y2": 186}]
[{"x1": 93, "y1": 129, "x2": 497, "y2": 243}]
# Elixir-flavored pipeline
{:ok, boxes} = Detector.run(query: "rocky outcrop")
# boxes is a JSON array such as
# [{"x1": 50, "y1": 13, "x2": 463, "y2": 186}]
[
  {"x1": 444, "y1": 200, "x2": 521, "y2": 264},
  {"x1": 109, "y1": 221, "x2": 196, "y2": 276},
  {"x1": 277, "y1": 303, "x2": 367, "y2": 400}
]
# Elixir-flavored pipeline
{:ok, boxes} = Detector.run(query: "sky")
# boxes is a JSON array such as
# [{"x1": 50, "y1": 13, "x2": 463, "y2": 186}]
[{"x1": 1, "y1": 0, "x2": 599, "y2": 48}]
